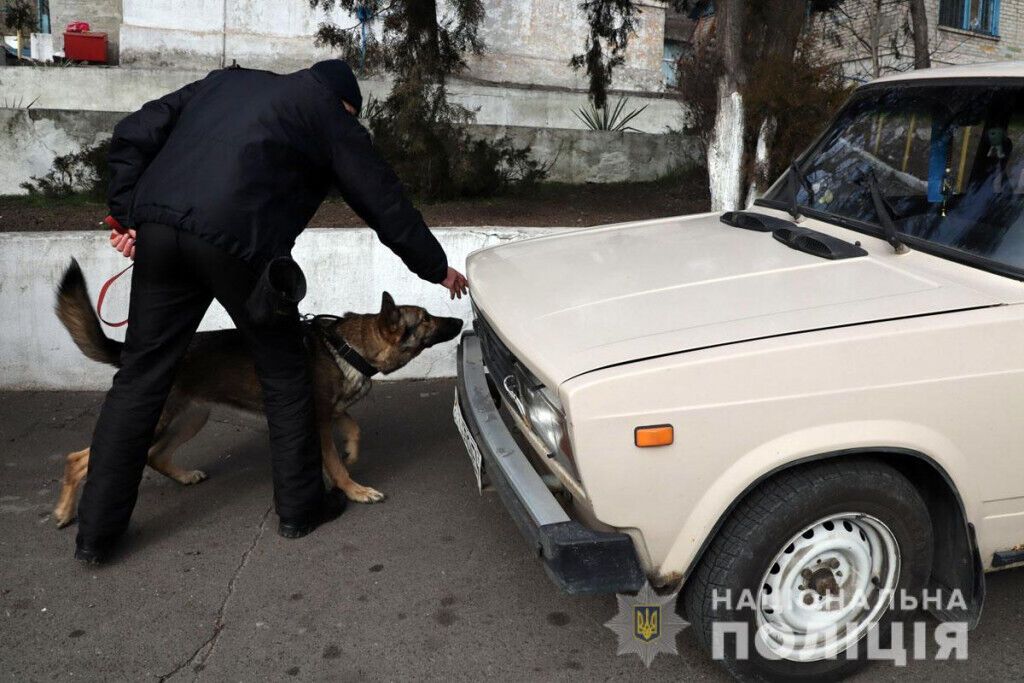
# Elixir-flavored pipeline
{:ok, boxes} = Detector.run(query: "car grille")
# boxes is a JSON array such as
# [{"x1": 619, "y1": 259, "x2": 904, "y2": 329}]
[{"x1": 473, "y1": 309, "x2": 516, "y2": 393}]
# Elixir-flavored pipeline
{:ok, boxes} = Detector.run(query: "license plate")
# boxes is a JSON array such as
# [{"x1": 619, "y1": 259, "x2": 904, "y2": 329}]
[{"x1": 453, "y1": 391, "x2": 484, "y2": 492}]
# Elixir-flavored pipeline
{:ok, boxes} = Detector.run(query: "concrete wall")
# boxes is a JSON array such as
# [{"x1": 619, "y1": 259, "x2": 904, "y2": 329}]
[
  {"x1": 473, "y1": 124, "x2": 698, "y2": 184},
  {"x1": 0, "y1": 227, "x2": 566, "y2": 390},
  {"x1": 112, "y1": 0, "x2": 668, "y2": 92},
  {"x1": 0, "y1": 66, "x2": 687, "y2": 134},
  {"x1": 118, "y1": 0, "x2": 359, "y2": 72},
  {"x1": 463, "y1": 0, "x2": 667, "y2": 92},
  {"x1": 49, "y1": 0, "x2": 122, "y2": 63},
  {"x1": 0, "y1": 67, "x2": 693, "y2": 194},
  {"x1": 0, "y1": 109, "x2": 120, "y2": 195}
]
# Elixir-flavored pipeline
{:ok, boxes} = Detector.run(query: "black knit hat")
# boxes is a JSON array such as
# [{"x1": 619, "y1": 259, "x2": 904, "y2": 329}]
[{"x1": 310, "y1": 60, "x2": 363, "y2": 115}]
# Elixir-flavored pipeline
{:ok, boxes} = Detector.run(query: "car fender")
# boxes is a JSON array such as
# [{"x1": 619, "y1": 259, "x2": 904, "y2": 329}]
[{"x1": 658, "y1": 419, "x2": 977, "y2": 582}]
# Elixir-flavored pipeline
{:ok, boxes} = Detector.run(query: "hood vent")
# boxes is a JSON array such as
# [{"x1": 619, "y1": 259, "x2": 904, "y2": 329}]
[
  {"x1": 720, "y1": 211, "x2": 797, "y2": 232},
  {"x1": 772, "y1": 226, "x2": 868, "y2": 260}
]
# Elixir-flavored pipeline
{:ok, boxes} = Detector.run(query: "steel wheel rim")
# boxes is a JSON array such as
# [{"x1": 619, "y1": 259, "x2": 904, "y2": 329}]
[{"x1": 755, "y1": 512, "x2": 901, "y2": 662}]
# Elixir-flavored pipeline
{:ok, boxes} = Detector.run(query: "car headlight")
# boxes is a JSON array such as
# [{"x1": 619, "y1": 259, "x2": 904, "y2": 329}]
[
  {"x1": 525, "y1": 386, "x2": 565, "y2": 457},
  {"x1": 508, "y1": 370, "x2": 572, "y2": 465}
]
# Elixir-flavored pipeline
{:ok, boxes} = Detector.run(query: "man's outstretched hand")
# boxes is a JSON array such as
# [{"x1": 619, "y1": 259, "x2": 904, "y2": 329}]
[{"x1": 441, "y1": 267, "x2": 469, "y2": 300}]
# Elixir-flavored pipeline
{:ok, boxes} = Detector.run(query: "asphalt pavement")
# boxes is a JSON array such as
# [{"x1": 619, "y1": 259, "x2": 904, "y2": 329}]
[{"x1": 2, "y1": 382, "x2": 1022, "y2": 681}]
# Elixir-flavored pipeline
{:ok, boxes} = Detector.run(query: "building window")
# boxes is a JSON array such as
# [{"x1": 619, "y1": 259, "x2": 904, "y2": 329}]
[
  {"x1": 939, "y1": 0, "x2": 1000, "y2": 37},
  {"x1": 662, "y1": 40, "x2": 686, "y2": 88}
]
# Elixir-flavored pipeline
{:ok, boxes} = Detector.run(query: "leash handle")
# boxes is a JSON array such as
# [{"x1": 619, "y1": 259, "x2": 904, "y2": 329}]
[
  {"x1": 96, "y1": 263, "x2": 134, "y2": 328},
  {"x1": 103, "y1": 215, "x2": 128, "y2": 234}
]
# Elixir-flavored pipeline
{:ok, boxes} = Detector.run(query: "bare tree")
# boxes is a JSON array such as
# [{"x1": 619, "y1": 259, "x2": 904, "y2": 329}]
[
  {"x1": 821, "y1": 0, "x2": 971, "y2": 79},
  {"x1": 824, "y1": 0, "x2": 913, "y2": 81},
  {"x1": 908, "y1": 0, "x2": 931, "y2": 68}
]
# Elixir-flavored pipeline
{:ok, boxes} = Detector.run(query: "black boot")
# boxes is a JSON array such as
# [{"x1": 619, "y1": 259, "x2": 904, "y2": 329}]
[
  {"x1": 277, "y1": 488, "x2": 347, "y2": 539},
  {"x1": 74, "y1": 536, "x2": 117, "y2": 565}
]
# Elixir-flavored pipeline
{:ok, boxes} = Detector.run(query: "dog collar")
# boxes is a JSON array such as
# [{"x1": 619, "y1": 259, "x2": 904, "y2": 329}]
[
  {"x1": 323, "y1": 334, "x2": 379, "y2": 378},
  {"x1": 307, "y1": 316, "x2": 379, "y2": 378}
]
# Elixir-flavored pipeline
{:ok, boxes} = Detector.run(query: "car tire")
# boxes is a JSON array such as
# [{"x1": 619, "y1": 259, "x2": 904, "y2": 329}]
[{"x1": 683, "y1": 459, "x2": 933, "y2": 682}]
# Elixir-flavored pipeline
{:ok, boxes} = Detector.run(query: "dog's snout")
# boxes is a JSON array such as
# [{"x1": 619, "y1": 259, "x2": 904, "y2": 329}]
[{"x1": 428, "y1": 317, "x2": 464, "y2": 346}]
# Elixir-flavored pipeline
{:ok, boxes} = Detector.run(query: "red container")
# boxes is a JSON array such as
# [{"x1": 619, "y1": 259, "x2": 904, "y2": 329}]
[{"x1": 64, "y1": 31, "x2": 108, "y2": 63}]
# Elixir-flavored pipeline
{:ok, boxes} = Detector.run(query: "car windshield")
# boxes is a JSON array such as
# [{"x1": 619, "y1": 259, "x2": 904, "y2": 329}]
[{"x1": 764, "y1": 81, "x2": 1024, "y2": 275}]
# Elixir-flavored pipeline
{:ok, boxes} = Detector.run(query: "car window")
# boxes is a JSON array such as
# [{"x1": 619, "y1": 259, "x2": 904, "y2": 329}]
[{"x1": 767, "y1": 83, "x2": 1024, "y2": 274}]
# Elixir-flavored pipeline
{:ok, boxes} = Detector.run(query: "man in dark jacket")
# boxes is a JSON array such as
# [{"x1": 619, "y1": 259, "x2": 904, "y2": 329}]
[{"x1": 77, "y1": 60, "x2": 468, "y2": 563}]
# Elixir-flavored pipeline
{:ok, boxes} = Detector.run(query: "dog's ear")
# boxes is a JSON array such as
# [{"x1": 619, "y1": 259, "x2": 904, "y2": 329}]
[{"x1": 380, "y1": 291, "x2": 401, "y2": 331}]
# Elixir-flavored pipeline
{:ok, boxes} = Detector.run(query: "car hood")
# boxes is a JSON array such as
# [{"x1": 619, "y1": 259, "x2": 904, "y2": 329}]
[{"x1": 467, "y1": 213, "x2": 1001, "y2": 387}]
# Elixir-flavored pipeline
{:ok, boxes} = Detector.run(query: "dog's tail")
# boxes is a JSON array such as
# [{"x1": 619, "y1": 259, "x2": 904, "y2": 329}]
[{"x1": 55, "y1": 259, "x2": 123, "y2": 367}]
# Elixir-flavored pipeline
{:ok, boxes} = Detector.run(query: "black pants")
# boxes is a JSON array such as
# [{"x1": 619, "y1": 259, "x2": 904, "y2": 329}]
[{"x1": 77, "y1": 223, "x2": 323, "y2": 546}]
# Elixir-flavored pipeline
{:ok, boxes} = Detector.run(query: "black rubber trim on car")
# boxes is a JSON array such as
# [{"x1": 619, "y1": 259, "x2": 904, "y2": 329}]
[
  {"x1": 992, "y1": 548, "x2": 1024, "y2": 568},
  {"x1": 679, "y1": 448, "x2": 982, "y2": 625}
]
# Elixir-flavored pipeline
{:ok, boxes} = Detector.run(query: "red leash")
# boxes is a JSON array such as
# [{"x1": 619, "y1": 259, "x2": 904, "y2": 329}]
[
  {"x1": 96, "y1": 263, "x2": 133, "y2": 328},
  {"x1": 97, "y1": 215, "x2": 133, "y2": 327}
]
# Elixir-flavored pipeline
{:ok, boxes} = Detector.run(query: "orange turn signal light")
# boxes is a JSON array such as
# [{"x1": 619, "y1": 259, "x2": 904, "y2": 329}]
[{"x1": 634, "y1": 424, "x2": 673, "y2": 448}]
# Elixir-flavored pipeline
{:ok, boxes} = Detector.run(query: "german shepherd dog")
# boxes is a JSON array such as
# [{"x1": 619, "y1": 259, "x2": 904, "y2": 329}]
[{"x1": 52, "y1": 260, "x2": 463, "y2": 528}]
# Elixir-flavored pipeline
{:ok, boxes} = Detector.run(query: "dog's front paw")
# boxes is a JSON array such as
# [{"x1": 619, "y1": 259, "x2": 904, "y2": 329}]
[
  {"x1": 345, "y1": 484, "x2": 386, "y2": 504},
  {"x1": 53, "y1": 507, "x2": 75, "y2": 529},
  {"x1": 176, "y1": 469, "x2": 208, "y2": 485}
]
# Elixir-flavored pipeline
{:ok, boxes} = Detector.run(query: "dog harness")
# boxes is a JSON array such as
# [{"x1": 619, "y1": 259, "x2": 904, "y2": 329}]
[{"x1": 305, "y1": 315, "x2": 380, "y2": 378}]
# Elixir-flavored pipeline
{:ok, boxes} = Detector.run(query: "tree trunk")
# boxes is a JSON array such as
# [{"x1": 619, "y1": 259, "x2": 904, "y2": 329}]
[
  {"x1": 702, "y1": 0, "x2": 812, "y2": 210},
  {"x1": 707, "y1": 0, "x2": 747, "y2": 211},
  {"x1": 870, "y1": 0, "x2": 882, "y2": 79},
  {"x1": 404, "y1": 0, "x2": 442, "y2": 77},
  {"x1": 746, "y1": 117, "x2": 777, "y2": 208},
  {"x1": 909, "y1": 0, "x2": 931, "y2": 69},
  {"x1": 745, "y1": 2, "x2": 803, "y2": 206},
  {"x1": 709, "y1": 84, "x2": 745, "y2": 211}
]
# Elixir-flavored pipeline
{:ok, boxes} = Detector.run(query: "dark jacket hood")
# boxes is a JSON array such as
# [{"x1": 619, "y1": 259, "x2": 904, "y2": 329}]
[{"x1": 309, "y1": 59, "x2": 363, "y2": 115}]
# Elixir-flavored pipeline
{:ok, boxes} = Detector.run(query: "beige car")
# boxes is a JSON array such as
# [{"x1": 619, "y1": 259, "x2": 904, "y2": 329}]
[{"x1": 454, "y1": 63, "x2": 1024, "y2": 680}]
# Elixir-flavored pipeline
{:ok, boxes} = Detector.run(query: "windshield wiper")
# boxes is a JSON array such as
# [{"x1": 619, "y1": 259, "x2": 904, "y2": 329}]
[
  {"x1": 867, "y1": 170, "x2": 910, "y2": 254},
  {"x1": 785, "y1": 161, "x2": 814, "y2": 220}
]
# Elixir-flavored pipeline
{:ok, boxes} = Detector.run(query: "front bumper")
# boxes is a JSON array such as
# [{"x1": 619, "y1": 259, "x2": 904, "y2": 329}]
[{"x1": 456, "y1": 331, "x2": 644, "y2": 595}]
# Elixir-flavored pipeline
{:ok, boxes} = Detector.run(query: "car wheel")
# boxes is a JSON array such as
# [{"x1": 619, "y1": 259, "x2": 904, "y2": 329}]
[{"x1": 683, "y1": 459, "x2": 933, "y2": 682}]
